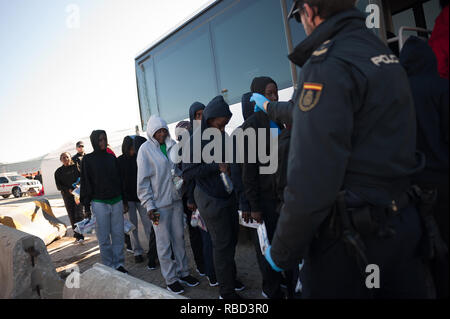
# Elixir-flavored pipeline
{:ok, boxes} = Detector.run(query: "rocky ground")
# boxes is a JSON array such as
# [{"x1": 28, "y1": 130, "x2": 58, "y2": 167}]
[{"x1": 1, "y1": 195, "x2": 268, "y2": 299}]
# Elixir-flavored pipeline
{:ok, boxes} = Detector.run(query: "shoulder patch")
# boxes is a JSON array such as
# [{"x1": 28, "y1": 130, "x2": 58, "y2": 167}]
[
  {"x1": 311, "y1": 39, "x2": 334, "y2": 63},
  {"x1": 298, "y1": 83, "x2": 323, "y2": 112}
]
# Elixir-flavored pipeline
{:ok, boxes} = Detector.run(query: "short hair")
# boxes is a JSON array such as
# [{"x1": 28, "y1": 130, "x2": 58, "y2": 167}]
[
  {"x1": 60, "y1": 152, "x2": 74, "y2": 164},
  {"x1": 76, "y1": 141, "x2": 84, "y2": 148},
  {"x1": 302, "y1": 0, "x2": 357, "y2": 20}
]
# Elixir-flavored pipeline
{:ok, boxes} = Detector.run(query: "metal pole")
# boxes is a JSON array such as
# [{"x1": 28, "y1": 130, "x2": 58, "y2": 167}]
[{"x1": 280, "y1": 0, "x2": 298, "y2": 88}]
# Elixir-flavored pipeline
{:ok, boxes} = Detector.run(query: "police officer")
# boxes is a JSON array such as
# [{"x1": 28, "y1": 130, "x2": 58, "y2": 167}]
[{"x1": 251, "y1": 0, "x2": 431, "y2": 298}]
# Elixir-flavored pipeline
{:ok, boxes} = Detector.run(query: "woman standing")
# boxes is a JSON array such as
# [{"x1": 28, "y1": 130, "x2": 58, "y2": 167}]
[
  {"x1": 54, "y1": 152, "x2": 85, "y2": 243},
  {"x1": 80, "y1": 130, "x2": 127, "y2": 273}
]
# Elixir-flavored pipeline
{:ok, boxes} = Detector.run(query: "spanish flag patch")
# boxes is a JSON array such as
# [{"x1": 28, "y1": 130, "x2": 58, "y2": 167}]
[{"x1": 299, "y1": 83, "x2": 323, "y2": 112}]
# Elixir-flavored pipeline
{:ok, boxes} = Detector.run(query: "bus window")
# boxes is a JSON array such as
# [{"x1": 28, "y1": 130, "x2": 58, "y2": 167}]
[
  {"x1": 210, "y1": 0, "x2": 292, "y2": 105},
  {"x1": 392, "y1": 0, "x2": 441, "y2": 37},
  {"x1": 153, "y1": 24, "x2": 218, "y2": 125},
  {"x1": 137, "y1": 57, "x2": 158, "y2": 129}
]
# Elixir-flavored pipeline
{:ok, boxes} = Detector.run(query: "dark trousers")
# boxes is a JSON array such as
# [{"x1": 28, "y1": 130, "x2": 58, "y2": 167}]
[
  {"x1": 301, "y1": 204, "x2": 430, "y2": 299},
  {"x1": 183, "y1": 197, "x2": 205, "y2": 272},
  {"x1": 424, "y1": 182, "x2": 449, "y2": 299},
  {"x1": 62, "y1": 192, "x2": 84, "y2": 240},
  {"x1": 147, "y1": 228, "x2": 158, "y2": 265},
  {"x1": 251, "y1": 200, "x2": 283, "y2": 299},
  {"x1": 194, "y1": 187, "x2": 239, "y2": 296},
  {"x1": 200, "y1": 229, "x2": 216, "y2": 279}
]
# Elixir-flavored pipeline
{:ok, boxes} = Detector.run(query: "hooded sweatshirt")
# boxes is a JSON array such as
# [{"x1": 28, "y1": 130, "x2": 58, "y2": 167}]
[
  {"x1": 229, "y1": 93, "x2": 255, "y2": 212},
  {"x1": 183, "y1": 96, "x2": 233, "y2": 200},
  {"x1": 400, "y1": 36, "x2": 449, "y2": 185},
  {"x1": 182, "y1": 102, "x2": 206, "y2": 205},
  {"x1": 137, "y1": 116, "x2": 181, "y2": 212},
  {"x1": 80, "y1": 130, "x2": 122, "y2": 212},
  {"x1": 429, "y1": 5, "x2": 449, "y2": 79},
  {"x1": 189, "y1": 102, "x2": 206, "y2": 124},
  {"x1": 118, "y1": 136, "x2": 147, "y2": 204},
  {"x1": 241, "y1": 78, "x2": 280, "y2": 212}
]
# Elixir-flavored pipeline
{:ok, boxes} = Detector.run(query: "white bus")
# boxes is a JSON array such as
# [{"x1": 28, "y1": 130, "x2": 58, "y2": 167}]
[{"x1": 135, "y1": 0, "x2": 443, "y2": 132}]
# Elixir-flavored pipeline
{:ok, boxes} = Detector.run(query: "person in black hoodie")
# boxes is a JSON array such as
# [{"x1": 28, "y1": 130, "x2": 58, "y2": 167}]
[
  {"x1": 182, "y1": 103, "x2": 207, "y2": 277},
  {"x1": 400, "y1": 36, "x2": 449, "y2": 298},
  {"x1": 80, "y1": 130, "x2": 127, "y2": 273},
  {"x1": 241, "y1": 77, "x2": 285, "y2": 299},
  {"x1": 118, "y1": 135, "x2": 158, "y2": 267},
  {"x1": 183, "y1": 96, "x2": 244, "y2": 299},
  {"x1": 55, "y1": 152, "x2": 85, "y2": 242}
]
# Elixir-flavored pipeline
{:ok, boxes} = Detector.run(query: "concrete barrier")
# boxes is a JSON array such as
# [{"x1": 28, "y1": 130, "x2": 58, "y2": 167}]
[
  {"x1": 0, "y1": 198, "x2": 66, "y2": 245},
  {"x1": 0, "y1": 225, "x2": 64, "y2": 299},
  {"x1": 63, "y1": 263, "x2": 187, "y2": 299}
]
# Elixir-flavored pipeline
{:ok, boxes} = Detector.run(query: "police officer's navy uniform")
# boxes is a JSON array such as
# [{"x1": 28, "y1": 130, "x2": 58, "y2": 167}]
[{"x1": 268, "y1": 9, "x2": 430, "y2": 298}]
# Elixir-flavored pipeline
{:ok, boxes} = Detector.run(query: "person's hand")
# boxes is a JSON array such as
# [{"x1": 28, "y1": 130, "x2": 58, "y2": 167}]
[
  {"x1": 123, "y1": 203, "x2": 129, "y2": 214},
  {"x1": 148, "y1": 209, "x2": 157, "y2": 221},
  {"x1": 242, "y1": 211, "x2": 252, "y2": 224},
  {"x1": 219, "y1": 163, "x2": 230, "y2": 175},
  {"x1": 251, "y1": 212, "x2": 263, "y2": 224},
  {"x1": 84, "y1": 210, "x2": 92, "y2": 220},
  {"x1": 187, "y1": 203, "x2": 197, "y2": 212},
  {"x1": 250, "y1": 93, "x2": 269, "y2": 113}
]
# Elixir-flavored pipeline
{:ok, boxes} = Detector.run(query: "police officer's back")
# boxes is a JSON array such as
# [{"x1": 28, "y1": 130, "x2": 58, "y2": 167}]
[{"x1": 259, "y1": 0, "x2": 430, "y2": 298}]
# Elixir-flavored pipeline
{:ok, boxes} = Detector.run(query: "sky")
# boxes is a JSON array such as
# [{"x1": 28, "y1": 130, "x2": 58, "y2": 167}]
[{"x1": 0, "y1": 0, "x2": 211, "y2": 163}]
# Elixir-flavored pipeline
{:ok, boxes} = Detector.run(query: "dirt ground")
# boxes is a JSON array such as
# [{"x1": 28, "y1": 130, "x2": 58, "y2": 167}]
[{"x1": 1, "y1": 194, "x2": 268, "y2": 299}]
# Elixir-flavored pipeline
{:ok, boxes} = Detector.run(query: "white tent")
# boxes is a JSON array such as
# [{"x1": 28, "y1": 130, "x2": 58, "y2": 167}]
[{"x1": 40, "y1": 127, "x2": 142, "y2": 196}]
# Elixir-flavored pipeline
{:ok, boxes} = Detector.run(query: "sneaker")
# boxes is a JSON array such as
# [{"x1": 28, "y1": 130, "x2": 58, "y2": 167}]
[
  {"x1": 167, "y1": 282, "x2": 185, "y2": 295},
  {"x1": 75, "y1": 238, "x2": 85, "y2": 244},
  {"x1": 219, "y1": 292, "x2": 243, "y2": 300},
  {"x1": 234, "y1": 280, "x2": 245, "y2": 292},
  {"x1": 196, "y1": 268, "x2": 206, "y2": 277},
  {"x1": 147, "y1": 263, "x2": 157, "y2": 271},
  {"x1": 207, "y1": 276, "x2": 219, "y2": 287},
  {"x1": 116, "y1": 266, "x2": 129, "y2": 274},
  {"x1": 180, "y1": 275, "x2": 200, "y2": 287},
  {"x1": 134, "y1": 255, "x2": 144, "y2": 264},
  {"x1": 126, "y1": 248, "x2": 134, "y2": 254}
]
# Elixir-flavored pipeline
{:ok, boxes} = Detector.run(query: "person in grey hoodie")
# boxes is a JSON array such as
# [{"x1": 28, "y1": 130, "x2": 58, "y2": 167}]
[{"x1": 137, "y1": 115, "x2": 199, "y2": 294}]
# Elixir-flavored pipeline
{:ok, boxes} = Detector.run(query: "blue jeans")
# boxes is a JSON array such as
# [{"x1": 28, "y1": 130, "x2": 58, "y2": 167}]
[{"x1": 92, "y1": 201, "x2": 125, "y2": 269}]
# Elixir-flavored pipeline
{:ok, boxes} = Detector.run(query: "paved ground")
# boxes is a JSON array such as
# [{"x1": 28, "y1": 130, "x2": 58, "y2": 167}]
[{"x1": 1, "y1": 194, "x2": 267, "y2": 299}]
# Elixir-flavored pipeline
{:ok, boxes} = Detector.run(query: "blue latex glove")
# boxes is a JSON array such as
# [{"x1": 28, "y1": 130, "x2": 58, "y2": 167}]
[
  {"x1": 264, "y1": 246, "x2": 284, "y2": 272},
  {"x1": 250, "y1": 93, "x2": 269, "y2": 113}
]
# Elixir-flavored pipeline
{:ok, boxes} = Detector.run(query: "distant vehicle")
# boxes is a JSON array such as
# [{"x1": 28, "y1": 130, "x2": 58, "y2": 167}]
[{"x1": 0, "y1": 173, "x2": 43, "y2": 199}]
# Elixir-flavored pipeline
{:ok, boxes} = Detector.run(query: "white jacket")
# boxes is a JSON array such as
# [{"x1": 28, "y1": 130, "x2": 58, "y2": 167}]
[{"x1": 137, "y1": 116, "x2": 181, "y2": 212}]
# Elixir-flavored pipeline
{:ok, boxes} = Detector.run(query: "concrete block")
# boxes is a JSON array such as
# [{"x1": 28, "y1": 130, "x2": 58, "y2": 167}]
[
  {"x1": 63, "y1": 263, "x2": 187, "y2": 299},
  {"x1": 0, "y1": 225, "x2": 64, "y2": 299},
  {"x1": 0, "y1": 198, "x2": 66, "y2": 246}
]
